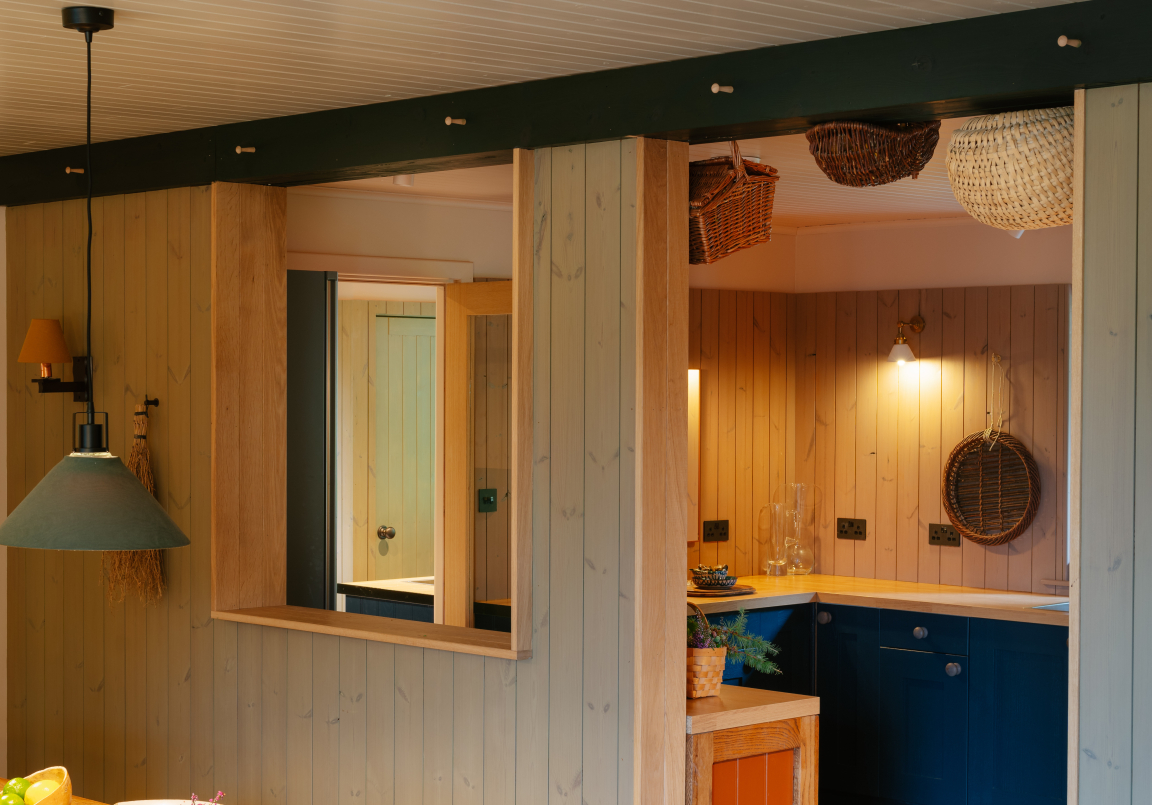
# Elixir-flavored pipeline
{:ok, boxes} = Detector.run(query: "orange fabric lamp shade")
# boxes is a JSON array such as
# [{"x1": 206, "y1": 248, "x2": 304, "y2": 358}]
[{"x1": 18, "y1": 319, "x2": 72, "y2": 366}]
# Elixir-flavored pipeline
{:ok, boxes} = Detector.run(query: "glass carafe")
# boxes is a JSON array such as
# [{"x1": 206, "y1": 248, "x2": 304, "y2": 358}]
[
  {"x1": 775, "y1": 483, "x2": 815, "y2": 575},
  {"x1": 759, "y1": 503, "x2": 789, "y2": 576}
]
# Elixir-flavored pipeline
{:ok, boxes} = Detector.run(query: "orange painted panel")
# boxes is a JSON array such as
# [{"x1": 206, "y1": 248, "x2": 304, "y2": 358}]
[
  {"x1": 714, "y1": 759, "x2": 738, "y2": 805},
  {"x1": 736, "y1": 753, "x2": 767, "y2": 804},
  {"x1": 766, "y1": 749, "x2": 794, "y2": 804}
]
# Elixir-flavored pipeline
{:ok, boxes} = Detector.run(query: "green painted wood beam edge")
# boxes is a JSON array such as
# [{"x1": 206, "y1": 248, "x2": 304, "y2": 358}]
[{"x1": 1, "y1": 0, "x2": 1147, "y2": 207}]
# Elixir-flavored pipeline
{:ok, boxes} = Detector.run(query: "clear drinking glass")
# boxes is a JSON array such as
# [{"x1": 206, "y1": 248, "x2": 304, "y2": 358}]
[{"x1": 759, "y1": 503, "x2": 788, "y2": 576}]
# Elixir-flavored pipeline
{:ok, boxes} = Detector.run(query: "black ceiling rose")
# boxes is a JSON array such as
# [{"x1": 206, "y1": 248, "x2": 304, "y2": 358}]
[{"x1": 62, "y1": 6, "x2": 115, "y2": 35}]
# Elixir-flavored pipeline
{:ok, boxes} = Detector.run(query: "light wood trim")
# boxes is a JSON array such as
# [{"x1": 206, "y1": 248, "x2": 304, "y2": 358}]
[
  {"x1": 685, "y1": 686, "x2": 819, "y2": 735},
  {"x1": 684, "y1": 732, "x2": 713, "y2": 805},
  {"x1": 1068, "y1": 86, "x2": 1085, "y2": 805},
  {"x1": 711, "y1": 718, "x2": 801, "y2": 763},
  {"x1": 688, "y1": 369, "x2": 701, "y2": 543},
  {"x1": 211, "y1": 182, "x2": 288, "y2": 611},
  {"x1": 434, "y1": 284, "x2": 446, "y2": 623},
  {"x1": 511, "y1": 147, "x2": 534, "y2": 653},
  {"x1": 689, "y1": 573, "x2": 1069, "y2": 624},
  {"x1": 797, "y1": 714, "x2": 818, "y2": 805},
  {"x1": 444, "y1": 279, "x2": 513, "y2": 628},
  {"x1": 211, "y1": 605, "x2": 529, "y2": 659}
]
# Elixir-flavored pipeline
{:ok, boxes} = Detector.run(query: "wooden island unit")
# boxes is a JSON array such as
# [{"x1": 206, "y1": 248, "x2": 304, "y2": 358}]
[{"x1": 686, "y1": 686, "x2": 820, "y2": 805}]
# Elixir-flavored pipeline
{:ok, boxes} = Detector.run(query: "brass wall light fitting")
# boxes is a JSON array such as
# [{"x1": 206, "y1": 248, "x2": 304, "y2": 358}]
[{"x1": 887, "y1": 315, "x2": 925, "y2": 365}]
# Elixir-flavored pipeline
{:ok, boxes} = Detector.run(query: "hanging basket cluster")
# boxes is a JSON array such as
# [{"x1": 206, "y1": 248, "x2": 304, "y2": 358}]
[
  {"x1": 689, "y1": 141, "x2": 779, "y2": 265},
  {"x1": 941, "y1": 432, "x2": 1041, "y2": 546},
  {"x1": 945, "y1": 107, "x2": 1074, "y2": 230},
  {"x1": 805, "y1": 120, "x2": 941, "y2": 187}
]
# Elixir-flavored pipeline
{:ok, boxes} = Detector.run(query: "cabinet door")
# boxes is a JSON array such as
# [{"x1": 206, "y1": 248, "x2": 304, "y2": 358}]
[
  {"x1": 878, "y1": 648, "x2": 967, "y2": 805},
  {"x1": 968, "y1": 619, "x2": 1068, "y2": 805},
  {"x1": 817, "y1": 604, "x2": 880, "y2": 799}
]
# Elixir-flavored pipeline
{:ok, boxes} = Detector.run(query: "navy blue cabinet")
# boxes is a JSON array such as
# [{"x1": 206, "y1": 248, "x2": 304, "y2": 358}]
[
  {"x1": 716, "y1": 602, "x2": 1068, "y2": 805},
  {"x1": 878, "y1": 647, "x2": 968, "y2": 805},
  {"x1": 968, "y1": 619, "x2": 1069, "y2": 805},
  {"x1": 816, "y1": 604, "x2": 880, "y2": 800}
]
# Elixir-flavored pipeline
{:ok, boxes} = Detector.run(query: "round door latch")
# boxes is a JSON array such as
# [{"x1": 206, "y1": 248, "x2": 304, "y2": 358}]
[
  {"x1": 378, "y1": 525, "x2": 396, "y2": 540},
  {"x1": 817, "y1": 611, "x2": 832, "y2": 625},
  {"x1": 913, "y1": 626, "x2": 929, "y2": 640},
  {"x1": 945, "y1": 662, "x2": 962, "y2": 677}
]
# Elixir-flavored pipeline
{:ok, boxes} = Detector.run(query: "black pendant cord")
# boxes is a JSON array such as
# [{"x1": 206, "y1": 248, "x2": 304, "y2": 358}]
[{"x1": 85, "y1": 31, "x2": 95, "y2": 425}]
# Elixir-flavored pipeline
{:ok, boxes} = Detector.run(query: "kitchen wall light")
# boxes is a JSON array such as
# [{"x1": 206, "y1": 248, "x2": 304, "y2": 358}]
[{"x1": 887, "y1": 315, "x2": 925, "y2": 365}]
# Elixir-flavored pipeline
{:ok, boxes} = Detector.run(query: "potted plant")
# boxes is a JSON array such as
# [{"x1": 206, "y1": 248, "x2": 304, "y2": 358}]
[{"x1": 687, "y1": 603, "x2": 780, "y2": 699}]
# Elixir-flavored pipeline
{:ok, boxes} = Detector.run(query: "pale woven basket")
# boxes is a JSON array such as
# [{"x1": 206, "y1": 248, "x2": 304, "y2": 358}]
[{"x1": 945, "y1": 107, "x2": 1074, "y2": 230}]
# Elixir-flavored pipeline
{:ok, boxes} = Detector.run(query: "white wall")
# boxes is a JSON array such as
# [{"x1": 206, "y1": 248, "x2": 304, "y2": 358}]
[
  {"x1": 689, "y1": 217, "x2": 1073, "y2": 293},
  {"x1": 287, "y1": 188, "x2": 514, "y2": 279}
]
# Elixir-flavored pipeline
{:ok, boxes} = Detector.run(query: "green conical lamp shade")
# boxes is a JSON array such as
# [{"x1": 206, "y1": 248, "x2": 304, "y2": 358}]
[{"x1": 0, "y1": 453, "x2": 190, "y2": 550}]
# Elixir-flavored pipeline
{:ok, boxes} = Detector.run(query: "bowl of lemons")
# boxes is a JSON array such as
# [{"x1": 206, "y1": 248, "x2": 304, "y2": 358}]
[{"x1": 3, "y1": 767, "x2": 71, "y2": 805}]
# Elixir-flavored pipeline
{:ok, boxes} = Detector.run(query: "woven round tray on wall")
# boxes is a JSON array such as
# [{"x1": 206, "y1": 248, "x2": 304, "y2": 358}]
[{"x1": 941, "y1": 432, "x2": 1041, "y2": 546}]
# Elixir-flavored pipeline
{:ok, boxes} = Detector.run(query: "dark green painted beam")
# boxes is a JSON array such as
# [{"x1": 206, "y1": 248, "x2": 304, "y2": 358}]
[{"x1": 1, "y1": 0, "x2": 1146, "y2": 207}]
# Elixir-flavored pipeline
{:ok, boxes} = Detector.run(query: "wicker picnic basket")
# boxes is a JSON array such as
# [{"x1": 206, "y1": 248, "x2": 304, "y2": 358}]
[
  {"x1": 806, "y1": 120, "x2": 941, "y2": 187},
  {"x1": 945, "y1": 107, "x2": 1074, "y2": 230},
  {"x1": 941, "y1": 432, "x2": 1041, "y2": 546},
  {"x1": 688, "y1": 141, "x2": 779, "y2": 265}
]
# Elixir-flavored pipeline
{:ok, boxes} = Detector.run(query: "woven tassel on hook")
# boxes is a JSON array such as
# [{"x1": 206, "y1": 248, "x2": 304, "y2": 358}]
[{"x1": 104, "y1": 404, "x2": 166, "y2": 603}]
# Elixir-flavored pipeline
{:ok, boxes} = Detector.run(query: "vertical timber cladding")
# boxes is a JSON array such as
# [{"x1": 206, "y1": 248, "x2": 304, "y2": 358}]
[
  {"x1": 634, "y1": 137, "x2": 691, "y2": 804},
  {"x1": 1076, "y1": 82, "x2": 1152, "y2": 805}
]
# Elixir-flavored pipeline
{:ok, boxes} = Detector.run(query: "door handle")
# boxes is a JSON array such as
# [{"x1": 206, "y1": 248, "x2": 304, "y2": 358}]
[
  {"x1": 378, "y1": 526, "x2": 396, "y2": 540},
  {"x1": 945, "y1": 662, "x2": 962, "y2": 677}
]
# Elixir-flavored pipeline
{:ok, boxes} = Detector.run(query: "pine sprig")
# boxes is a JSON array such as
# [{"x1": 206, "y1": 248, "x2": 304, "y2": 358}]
[{"x1": 687, "y1": 608, "x2": 781, "y2": 676}]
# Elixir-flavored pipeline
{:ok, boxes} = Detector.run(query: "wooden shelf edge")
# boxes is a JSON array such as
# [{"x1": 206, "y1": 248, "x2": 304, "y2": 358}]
[
  {"x1": 211, "y1": 605, "x2": 532, "y2": 660},
  {"x1": 812, "y1": 592, "x2": 1069, "y2": 626}
]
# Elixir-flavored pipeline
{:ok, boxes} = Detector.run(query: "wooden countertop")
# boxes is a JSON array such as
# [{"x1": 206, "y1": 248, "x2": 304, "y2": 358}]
[
  {"x1": 688, "y1": 574, "x2": 1069, "y2": 626},
  {"x1": 685, "y1": 685, "x2": 820, "y2": 735}
]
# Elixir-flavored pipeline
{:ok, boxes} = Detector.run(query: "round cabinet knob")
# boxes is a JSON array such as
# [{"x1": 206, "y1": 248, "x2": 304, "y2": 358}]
[
  {"x1": 377, "y1": 525, "x2": 396, "y2": 540},
  {"x1": 817, "y1": 611, "x2": 832, "y2": 625},
  {"x1": 945, "y1": 662, "x2": 962, "y2": 677},
  {"x1": 913, "y1": 626, "x2": 929, "y2": 640}
]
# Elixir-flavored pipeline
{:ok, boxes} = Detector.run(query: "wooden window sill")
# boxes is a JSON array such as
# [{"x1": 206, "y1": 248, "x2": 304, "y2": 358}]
[{"x1": 211, "y1": 605, "x2": 531, "y2": 660}]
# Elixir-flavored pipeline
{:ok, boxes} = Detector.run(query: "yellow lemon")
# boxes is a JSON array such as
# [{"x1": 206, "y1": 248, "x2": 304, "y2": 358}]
[{"x1": 23, "y1": 781, "x2": 58, "y2": 805}]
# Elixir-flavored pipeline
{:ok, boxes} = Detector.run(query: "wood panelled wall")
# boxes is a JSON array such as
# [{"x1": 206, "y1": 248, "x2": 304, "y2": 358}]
[
  {"x1": 472, "y1": 313, "x2": 511, "y2": 602},
  {"x1": 338, "y1": 300, "x2": 436, "y2": 585},
  {"x1": 7, "y1": 138, "x2": 665, "y2": 802},
  {"x1": 688, "y1": 284, "x2": 1070, "y2": 593},
  {"x1": 6, "y1": 188, "x2": 212, "y2": 799}
]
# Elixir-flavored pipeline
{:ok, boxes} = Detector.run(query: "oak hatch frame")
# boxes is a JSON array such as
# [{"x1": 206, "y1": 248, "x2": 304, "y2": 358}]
[{"x1": 208, "y1": 150, "x2": 534, "y2": 661}]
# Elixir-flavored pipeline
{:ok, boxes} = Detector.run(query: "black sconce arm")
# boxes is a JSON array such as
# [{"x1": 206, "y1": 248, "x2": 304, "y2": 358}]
[{"x1": 32, "y1": 356, "x2": 92, "y2": 402}]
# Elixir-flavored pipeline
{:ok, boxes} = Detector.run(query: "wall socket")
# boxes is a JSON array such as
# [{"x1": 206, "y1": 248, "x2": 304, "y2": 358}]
[
  {"x1": 836, "y1": 518, "x2": 867, "y2": 540},
  {"x1": 929, "y1": 523, "x2": 961, "y2": 547},
  {"x1": 702, "y1": 520, "x2": 730, "y2": 543}
]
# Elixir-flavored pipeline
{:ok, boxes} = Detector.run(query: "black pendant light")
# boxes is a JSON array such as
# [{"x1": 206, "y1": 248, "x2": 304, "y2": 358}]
[{"x1": 0, "y1": 8, "x2": 189, "y2": 551}]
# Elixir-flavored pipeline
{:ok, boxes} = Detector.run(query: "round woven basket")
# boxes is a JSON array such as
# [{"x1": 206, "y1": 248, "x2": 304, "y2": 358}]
[
  {"x1": 941, "y1": 432, "x2": 1041, "y2": 546},
  {"x1": 945, "y1": 107, "x2": 1074, "y2": 230},
  {"x1": 806, "y1": 120, "x2": 941, "y2": 187}
]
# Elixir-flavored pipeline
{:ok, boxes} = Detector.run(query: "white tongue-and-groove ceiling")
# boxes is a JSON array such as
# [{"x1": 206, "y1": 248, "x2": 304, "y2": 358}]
[
  {"x1": 1, "y1": 0, "x2": 1074, "y2": 158},
  {"x1": 312, "y1": 115, "x2": 971, "y2": 228}
]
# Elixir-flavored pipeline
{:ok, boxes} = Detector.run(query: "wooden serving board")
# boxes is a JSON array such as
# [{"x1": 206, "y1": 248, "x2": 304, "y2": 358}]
[{"x1": 688, "y1": 584, "x2": 757, "y2": 598}]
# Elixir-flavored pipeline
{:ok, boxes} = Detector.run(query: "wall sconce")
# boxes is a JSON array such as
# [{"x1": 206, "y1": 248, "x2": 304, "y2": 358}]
[
  {"x1": 887, "y1": 315, "x2": 925, "y2": 365},
  {"x1": 18, "y1": 318, "x2": 91, "y2": 401}
]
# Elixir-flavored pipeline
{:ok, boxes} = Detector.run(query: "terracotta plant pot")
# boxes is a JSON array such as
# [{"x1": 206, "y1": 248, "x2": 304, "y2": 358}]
[
  {"x1": 687, "y1": 646, "x2": 727, "y2": 699},
  {"x1": 26, "y1": 767, "x2": 72, "y2": 805}
]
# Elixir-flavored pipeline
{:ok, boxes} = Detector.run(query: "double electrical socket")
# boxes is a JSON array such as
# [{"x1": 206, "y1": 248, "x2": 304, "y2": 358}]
[
  {"x1": 837, "y1": 518, "x2": 867, "y2": 540},
  {"x1": 928, "y1": 523, "x2": 961, "y2": 547},
  {"x1": 702, "y1": 519, "x2": 730, "y2": 542}
]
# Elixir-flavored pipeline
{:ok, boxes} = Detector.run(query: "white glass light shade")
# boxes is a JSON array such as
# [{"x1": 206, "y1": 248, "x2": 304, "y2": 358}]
[{"x1": 887, "y1": 342, "x2": 916, "y2": 364}]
